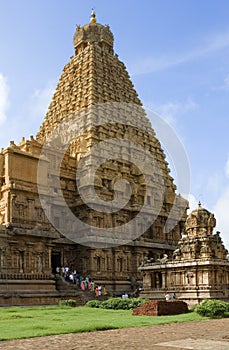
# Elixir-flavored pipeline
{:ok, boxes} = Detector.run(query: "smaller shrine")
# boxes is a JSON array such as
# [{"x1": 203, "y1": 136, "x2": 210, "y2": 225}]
[{"x1": 139, "y1": 203, "x2": 229, "y2": 307}]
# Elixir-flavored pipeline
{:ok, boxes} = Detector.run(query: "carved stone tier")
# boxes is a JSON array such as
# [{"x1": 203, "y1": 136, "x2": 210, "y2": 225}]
[
  {"x1": 140, "y1": 204, "x2": 229, "y2": 307},
  {"x1": 0, "y1": 12, "x2": 188, "y2": 304}
]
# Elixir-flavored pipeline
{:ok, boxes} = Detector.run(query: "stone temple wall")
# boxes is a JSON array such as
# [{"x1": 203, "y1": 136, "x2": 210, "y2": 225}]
[{"x1": 0, "y1": 13, "x2": 188, "y2": 304}]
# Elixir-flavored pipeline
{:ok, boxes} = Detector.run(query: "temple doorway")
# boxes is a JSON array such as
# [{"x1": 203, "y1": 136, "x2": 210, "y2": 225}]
[{"x1": 51, "y1": 252, "x2": 61, "y2": 274}]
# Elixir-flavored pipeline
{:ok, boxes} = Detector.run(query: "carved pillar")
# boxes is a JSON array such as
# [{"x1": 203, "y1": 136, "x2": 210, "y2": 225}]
[
  {"x1": 0, "y1": 249, "x2": 2, "y2": 272},
  {"x1": 161, "y1": 271, "x2": 167, "y2": 288},
  {"x1": 111, "y1": 248, "x2": 116, "y2": 289},
  {"x1": 0, "y1": 248, "x2": 6, "y2": 272},
  {"x1": 87, "y1": 249, "x2": 94, "y2": 274},
  {"x1": 142, "y1": 272, "x2": 151, "y2": 291},
  {"x1": 9, "y1": 193, "x2": 16, "y2": 222},
  {"x1": 19, "y1": 251, "x2": 25, "y2": 273},
  {"x1": 27, "y1": 199, "x2": 34, "y2": 222},
  {"x1": 48, "y1": 248, "x2": 52, "y2": 269},
  {"x1": 37, "y1": 254, "x2": 43, "y2": 273}
]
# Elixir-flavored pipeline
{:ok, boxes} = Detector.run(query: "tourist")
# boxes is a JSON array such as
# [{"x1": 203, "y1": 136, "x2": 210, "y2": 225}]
[
  {"x1": 85, "y1": 275, "x2": 90, "y2": 288},
  {"x1": 78, "y1": 275, "x2": 83, "y2": 285},
  {"x1": 91, "y1": 280, "x2": 95, "y2": 292},
  {"x1": 88, "y1": 279, "x2": 93, "y2": 291},
  {"x1": 95, "y1": 286, "x2": 99, "y2": 297},
  {"x1": 171, "y1": 293, "x2": 177, "y2": 300},
  {"x1": 73, "y1": 269, "x2": 77, "y2": 284},
  {"x1": 98, "y1": 285, "x2": 102, "y2": 296},
  {"x1": 165, "y1": 293, "x2": 170, "y2": 301},
  {"x1": 80, "y1": 279, "x2": 85, "y2": 291},
  {"x1": 122, "y1": 292, "x2": 129, "y2": 299},
  {"x1": 102, "y1": 285, "x2": 108, "y2": 296},
  {"x1": 61, "y1": 266, "x2": 65, "y2": 277},
  {"x1": 69, "y1": 273, "x2": 74, "y2": 283}
]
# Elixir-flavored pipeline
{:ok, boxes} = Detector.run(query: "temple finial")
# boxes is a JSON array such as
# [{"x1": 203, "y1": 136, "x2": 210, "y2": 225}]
[{"x1": 90, "y1": 9, "x2": 96, "y2": 23}]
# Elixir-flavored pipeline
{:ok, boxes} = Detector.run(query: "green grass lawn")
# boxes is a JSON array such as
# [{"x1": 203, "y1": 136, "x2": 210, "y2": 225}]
[{"x1": 0, "y1": 305, "x2": 205, "y2": 341}]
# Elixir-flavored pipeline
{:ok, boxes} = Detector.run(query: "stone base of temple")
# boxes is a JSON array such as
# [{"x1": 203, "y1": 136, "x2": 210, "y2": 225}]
[
  {"x1": 0, "y1": 289, "x2": 98, "y2": 307},
  {"x1": 139, "y1": 287, "x2": 229, "y2": 308},
  {"x1": 178, "y1": 287, "x2": 229, "y2": 308},
  {"x1": 0, "y1": 274, "x2": 56, "y2": 306},
  {"x1": 0, "y1": 273, "x2": 110, "y2": 306},
  {"x1": 139, "y1": 289, "x2": 165, "y2": 301},
  {"x1": 0, "y1": 274, "x2": 72, "y2": 306},
  {"x1": 0, "y1": 293, "x2": 59, "y2": 307}
]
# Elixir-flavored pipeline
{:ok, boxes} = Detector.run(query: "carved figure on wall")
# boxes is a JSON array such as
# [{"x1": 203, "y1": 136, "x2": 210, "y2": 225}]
[
  {"x1": 186, "y1": 272, "x2": 193, "y2": 284},
  {"x1": 37, "y1": 255, "x2": 43, "y2": 273},
  {"x1": 160, "y1": 254, "x2": 168, "y2": 263},
  {"x1": 173, "y1": 248, "x2": 181, "y2": 259}
]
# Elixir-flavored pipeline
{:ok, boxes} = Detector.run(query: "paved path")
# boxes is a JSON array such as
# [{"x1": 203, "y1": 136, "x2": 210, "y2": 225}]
[{"x1": 0, "y1": 319, "x2": 229, "y2": 349}]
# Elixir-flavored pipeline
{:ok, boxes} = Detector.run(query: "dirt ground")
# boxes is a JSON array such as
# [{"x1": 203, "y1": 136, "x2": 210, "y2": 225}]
[{"x1": 0, "y1": 318, "x2": 229, "y2": 350}]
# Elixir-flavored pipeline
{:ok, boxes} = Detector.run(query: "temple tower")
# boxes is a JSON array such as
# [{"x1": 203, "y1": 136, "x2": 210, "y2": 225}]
[
  {"x1": 0, "y1": 12, "x2": 188, "y2": 302},
  {"x1": 35, "y1": 11, "x2": 188, "y2": 288}
]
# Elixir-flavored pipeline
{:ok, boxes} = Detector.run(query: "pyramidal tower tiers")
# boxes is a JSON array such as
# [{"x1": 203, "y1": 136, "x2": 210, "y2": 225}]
[
  {"x1": 36, "y1": 11, "x2": 187, "y2": 245},
  {"x1": 37, "y1": 11, "x2": 143, "y2": 143},
  {"x1": 0, "y1": 12, "x2": 188, "y2": 305}
]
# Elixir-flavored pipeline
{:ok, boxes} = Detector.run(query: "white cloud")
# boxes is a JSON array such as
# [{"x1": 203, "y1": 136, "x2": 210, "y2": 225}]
[
  {"x1": 146, "y1": 97, "x2": 198, "y2": 126},
  {"x1": 207, "y1": 173, "x2": 224, "y2": 196},
  {"x1": 223, "y1": 75, "x2": 229, "y2": 91},
  {"x1": 182, "y1": 193, "x2": 199, "y2": 214},
  {"x1": 213, "y1": 155, "x2": 229, "y2": 250},
  {"x1": 130, "y1": 30, "x2": 229, "y2": 76},
  {"x1": 0, "y1": 73, "x2": 10, "y2": 124},
  {"x1": 225, "y1": 156, "x2": 229, "y2": 177},
  {"x1": 214, "y1": 187, "x2": 229, "y2": 250},
  {"x1": 29, "y1": 82, "x2": 55, "y2": 118},
  {"x1": 213, "y1": 74, "x2": 229, "y2": 92}
]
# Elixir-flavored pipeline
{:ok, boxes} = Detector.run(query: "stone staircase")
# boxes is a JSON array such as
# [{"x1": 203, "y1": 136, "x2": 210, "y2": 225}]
[{"x1": 55, "y1": 275, "x2": 107, "y2": 305}]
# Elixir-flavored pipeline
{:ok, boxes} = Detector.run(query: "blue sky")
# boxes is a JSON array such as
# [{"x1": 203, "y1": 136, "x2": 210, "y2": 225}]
[{"x1": 0, "y1": 1, "x2": 229, "y2": 248}]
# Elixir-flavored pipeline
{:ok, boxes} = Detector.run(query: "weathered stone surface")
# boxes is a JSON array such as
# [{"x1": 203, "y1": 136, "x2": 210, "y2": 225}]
[
  {"x1": 139, "y1": 203, "x2": 229, "y2": 306},
  {"x1": 132, "y1": 300, "x2": 188, "y2": 316},
  {"x1": 0, "y1": 12, "x2": 188, "y2": 305}
]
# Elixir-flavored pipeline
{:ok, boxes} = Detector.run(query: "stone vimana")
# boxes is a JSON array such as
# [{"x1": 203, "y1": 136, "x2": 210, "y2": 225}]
[
  {"x1": 0, "y1": 11, "x2": 227, "y2": 306},
  {"x1": 140, "y1": 202, "x2": 229, "y2": 306}
]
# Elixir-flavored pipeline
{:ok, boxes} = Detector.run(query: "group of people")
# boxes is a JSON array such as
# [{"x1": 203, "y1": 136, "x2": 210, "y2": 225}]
[
  {"x1": 55, "y1": 266, "x2": 107, "y2": 296},
  {"x1": 56, "y1": 266, "x2": 85, "y2": 286},
  {"x1": 95, "y1": 285, "x2": 108, "y2": 296}
]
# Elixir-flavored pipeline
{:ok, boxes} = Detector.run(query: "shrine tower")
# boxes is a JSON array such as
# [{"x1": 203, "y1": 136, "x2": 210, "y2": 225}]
[{"x1": 0, "y1": 12, "x2": 188, "y2": 304}]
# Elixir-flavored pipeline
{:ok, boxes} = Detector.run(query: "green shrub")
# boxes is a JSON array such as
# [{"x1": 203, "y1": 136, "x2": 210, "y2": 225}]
[
  {"x1": 128, "y1": 298, "x2": 148, "y2": 309},
  {"x1": 195, "y1": 299, "x2": 229, "y2": 318},
  {"x1": 86, "y1": 298, "x2": 148, "y2": 310},
  {"x1": 59, "y1": 299, "x2": 77, "y2": 307},
  {"x1": 100, "y1": 298, "x2": 135, "y2": 310},
  {"x1": 225, "y1": 302, "x2": 229, "y2": 312},
  {"x1": 86, "y1": 300, "x2": 102, "y2": 308}
]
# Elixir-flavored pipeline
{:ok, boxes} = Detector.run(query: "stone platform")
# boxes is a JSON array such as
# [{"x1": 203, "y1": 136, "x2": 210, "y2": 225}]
[{"x1": 132, "y1": 300, "x2": 189, "y2": 316}]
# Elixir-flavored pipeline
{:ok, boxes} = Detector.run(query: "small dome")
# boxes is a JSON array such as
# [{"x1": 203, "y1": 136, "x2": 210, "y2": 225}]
[
  {"x1": 73, "y1": 14, "x2": 114, "y2": 55},
  {"x1": 185, "y1": 202, "x2": 216, "y2": 236}
]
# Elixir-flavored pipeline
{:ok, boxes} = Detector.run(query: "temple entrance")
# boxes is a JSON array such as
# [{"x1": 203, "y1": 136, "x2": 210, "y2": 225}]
[{"x1": 51, "y1": 252, "x2": 61, "y2": 274}]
